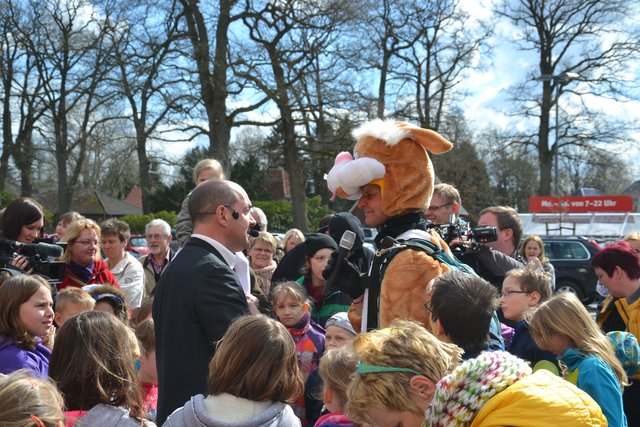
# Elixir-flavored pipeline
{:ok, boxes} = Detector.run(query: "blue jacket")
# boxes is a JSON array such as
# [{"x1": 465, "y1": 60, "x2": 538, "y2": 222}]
[
  {"x1": 509, "y1": 321, "x2": 559, "y2": 373},
  {"x1": 0, "y1": 336, "x2": 50, "y2": 376},
  {"x1": 560, "y1": 348, "x2": 627, "y2": 427}
]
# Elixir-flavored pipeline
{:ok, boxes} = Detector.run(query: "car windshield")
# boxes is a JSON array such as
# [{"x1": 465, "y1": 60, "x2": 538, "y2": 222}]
[
  {"x1": 130, "y1": 237, "x2": 147, "y2": 247},
  {"x1": 544, "y1": 241, "x2": 589, "y2": 260}
]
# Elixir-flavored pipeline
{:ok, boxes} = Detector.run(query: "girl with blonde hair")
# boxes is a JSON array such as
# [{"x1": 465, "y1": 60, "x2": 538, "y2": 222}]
[
  {"x1": 529, "y1": 292, "x2": 627, "y2": 427},
  {"x1": 0, "y1": 369, "x2": 65, "y2": 427},
  {"x1": 164, "y1": 315, "x2": 303, "y2": 427},
  {"x1": 519, "y1": 235, "x2": 555, "y2": 290},
  {"x1": 316, "y1": 347, "x2": 358, "y2": 427},
  {"x1": 346, "y1": 320, "x2": 462, "y2": 427}
]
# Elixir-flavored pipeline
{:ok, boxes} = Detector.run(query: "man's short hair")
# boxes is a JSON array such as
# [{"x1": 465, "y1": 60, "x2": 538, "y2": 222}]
[
  {"x1": 145, "y1": 219, "x2": 171, "y2": 236},
  {"x1": 433, "y1": 183, "x2": 461, "y2": 205},
  {"x1": 188, "y1": 180, "x2": 241, "y2": 224},
  {"x1": 430, "y1": 271, "x2": 498, "y2": 350},
  {"x1": 479, "y1": 206, "x2": 523, "y2": 247}
]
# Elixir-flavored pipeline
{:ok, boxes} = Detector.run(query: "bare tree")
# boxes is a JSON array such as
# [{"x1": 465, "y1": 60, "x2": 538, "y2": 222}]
[
  {"x1": 26, "y1": 0, "x2": 116, "y2": 213},
  {"x1": 105, "y1": 0, "x2": 188, "y2": 213},
  {"x1": 0, "y1": 0, "x2": 48, "y2": 195},
  {"x1": 393, "y1": 0, "x2": 491, "y2": 131},
  {"x1": 234, "y1": 0, "x2": 348, "y2": 231},
  {"x1": 495, "y1": 0, "x2": 640, "y2": 196}
]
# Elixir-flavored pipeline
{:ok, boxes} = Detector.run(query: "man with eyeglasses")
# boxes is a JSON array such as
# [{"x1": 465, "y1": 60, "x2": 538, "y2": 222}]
[
  {"x1": 424, "y1": 183, "x2": 462, "y2": 225},
  {"x1": 153, "y1": 179, "x2": 257, "y2": 425},
  {"x1": 137, "y1": 219, "x2": 175, "y2": 297}
]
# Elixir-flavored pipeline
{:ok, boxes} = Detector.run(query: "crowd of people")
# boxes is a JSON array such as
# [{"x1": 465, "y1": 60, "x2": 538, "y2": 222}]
[{"x1": 0, "y1": 119, "x2": 639, "y2": 427}]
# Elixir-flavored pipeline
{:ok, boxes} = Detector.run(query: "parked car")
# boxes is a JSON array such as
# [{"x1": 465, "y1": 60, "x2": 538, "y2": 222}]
[
  {"x1": 126, "y1": 234, "x2": 150, "y2": 257},
  {"x1": 540, "y1": 236, "x2": 601, "y2": 303}
]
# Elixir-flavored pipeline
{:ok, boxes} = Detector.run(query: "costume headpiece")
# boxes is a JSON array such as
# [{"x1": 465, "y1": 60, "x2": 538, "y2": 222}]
[{"x1": 326, "y1": 119, "x2": 452, "y2": 217}]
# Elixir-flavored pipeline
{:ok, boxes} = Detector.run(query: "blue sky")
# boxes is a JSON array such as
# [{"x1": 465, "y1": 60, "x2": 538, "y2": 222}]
[{"x1": 155, "y1": 0, "x2": 640, "y2": 181}]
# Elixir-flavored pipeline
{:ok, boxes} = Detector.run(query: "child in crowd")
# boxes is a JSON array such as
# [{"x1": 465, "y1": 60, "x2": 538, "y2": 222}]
[
  {"x1": 131, "y1": 296, "x2": 154, "y2": 328},
  {"x1": 164, "y1": 315, "x2": 303, "y2": 427},
  {"x1": 346, "y1": 320, "x2": 462, "y2": 427},
  {"x1": 426, "y1": 351, "x2": 607, "y2": 426},
  {"x1": 296, "y1": 234, "x2": 350, "y2": 328},
  {"x1": 272, "y1": 282, "x2": 325, "y2": 426},
  {"x1": 428, "y1": 271, "x2": 500, "y2": 359},
  {"x1": 305, "y1": 312, "x2": 358, "y2": 426},
  {"x1": 529, "y1": 292, "x2": 628, "y2": 427},
  {"x1": 49, "y1": 310, "x2": 154, "y2": 426},
  {"x1": 54, "y1": 211, "x2": 84, "y2": 242},
  {"x1": 175, "y1": 158, "x2": 224, "y2": 246},
  {"x1": 519, "y1": 235, "x2": 556, "y2": 290},
  {"x1": 315, "y1": 347, "x2": 358, "y2": 427},
  {"x1": 0, "y1": 275, "x2": 54, "y2": 376},
  {"x1": 500, "y1": 266, "x2": 558, "y2": 372},
  {"x1": 54, "y1": 286, "x2": 95, "y2": 327},
  {"x1": 84, "y1": 284, "x2": 130, "y2": 324},
  {"x1": 0, "y1": 369, "x2": 65, "y2": 427},
  {"x1": 135, "y1": 318, "x2": 158, "y2": 422}
]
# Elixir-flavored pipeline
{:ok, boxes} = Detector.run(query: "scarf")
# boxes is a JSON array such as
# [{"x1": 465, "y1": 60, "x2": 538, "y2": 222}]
[
  {"x1": 287, "y1": 312, "x2": 311, "y2": 339},
  {"x1": 374, "y1": 212, "x2": 428, "y2": 247},
  {"x1": 68, "y1": 260, "x2": 95, "y2": 284}
]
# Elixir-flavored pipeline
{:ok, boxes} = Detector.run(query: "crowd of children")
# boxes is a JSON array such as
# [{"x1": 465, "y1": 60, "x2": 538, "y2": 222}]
[{"x1": 0, "y1": 231, "x2": 639, "y2": 427}]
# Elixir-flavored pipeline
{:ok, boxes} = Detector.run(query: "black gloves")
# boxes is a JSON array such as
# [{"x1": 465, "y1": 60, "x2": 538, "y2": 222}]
[{"x1": 322, "y1": 251, "x2": 369, "y2": 300}]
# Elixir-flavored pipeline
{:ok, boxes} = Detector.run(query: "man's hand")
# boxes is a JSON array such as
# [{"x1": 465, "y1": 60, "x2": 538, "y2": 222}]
[{"x1": 245, "y1": 293, "x2": 259, "y2": 315}]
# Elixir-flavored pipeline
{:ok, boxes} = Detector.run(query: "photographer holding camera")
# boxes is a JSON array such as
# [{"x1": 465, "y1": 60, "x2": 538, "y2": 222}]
[
  {"x1": 425, "y1": 185, "x2": 524, "y2": 291},
  {"x1": 0, "y1": 198, "x2": 46, "y2": 273}
]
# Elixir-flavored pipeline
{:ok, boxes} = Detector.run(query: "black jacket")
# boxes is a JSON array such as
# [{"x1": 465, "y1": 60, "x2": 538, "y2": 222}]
[{"x1": 153, "y1": 237, "x2": 249, "y2": 425}]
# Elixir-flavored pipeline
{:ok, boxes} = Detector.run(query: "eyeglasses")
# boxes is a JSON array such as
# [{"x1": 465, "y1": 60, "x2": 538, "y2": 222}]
[
  {"x1": 72, "y1": 240, "x2": 99, "y2": 246},
  {"x1": 251, "y1": 247, "x2": 273, "y2": 254},
  {"x1": 499, "y1": 290, "x2": 530, "y2": 298},
  {"x1": 146, "y1": 233, "x2": 167, "y2": 240},
  {"x1": 427, "y1": 202, "x2": 452, "y2": 211},
  {"x1": 423, "y1": 300, "x2": 432, "y2": 313}
]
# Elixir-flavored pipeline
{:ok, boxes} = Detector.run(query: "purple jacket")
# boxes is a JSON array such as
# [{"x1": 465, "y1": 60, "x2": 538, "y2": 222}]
[
  {"x1": 0, "y1": 336, "x2": 51, "y2": 376},
  {"x1": 314, "y1": 413, "x2": 355, "y2": 427}
]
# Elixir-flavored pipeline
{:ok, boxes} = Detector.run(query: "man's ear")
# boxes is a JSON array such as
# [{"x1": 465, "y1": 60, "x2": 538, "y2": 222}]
[
  {"x1": 502, "y1": 227, "x2": 514, "y2": 242},
  {"x1": 409, "y1": 375, "x2": 436, "y2": 409},
  {"x1": 451, "y1": 201, "x2": 460, "y2": 215}
]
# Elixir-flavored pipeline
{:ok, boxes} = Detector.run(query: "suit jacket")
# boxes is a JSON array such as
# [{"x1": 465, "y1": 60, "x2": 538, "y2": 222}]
[{"x1": 153, "y1": 237, "x2": 249, "y2": 425}]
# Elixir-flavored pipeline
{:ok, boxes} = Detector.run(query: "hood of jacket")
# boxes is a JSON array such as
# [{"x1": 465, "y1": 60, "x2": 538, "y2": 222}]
[{"x1": 164, "y1": 394, "x2": 300, "y2": 427}]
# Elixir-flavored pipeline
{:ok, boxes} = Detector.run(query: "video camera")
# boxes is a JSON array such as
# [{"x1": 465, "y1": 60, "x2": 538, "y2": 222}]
[
  {"x1": 0, "y1": 238, "x2": 66, "y2": 285},
  {"x1": 427, "y1": 218, "x2": 498, "y2": 251}
]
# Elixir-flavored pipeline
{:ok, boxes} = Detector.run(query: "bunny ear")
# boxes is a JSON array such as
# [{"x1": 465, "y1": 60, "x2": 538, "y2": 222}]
[{"x1": 395, "y1": 121, "x2": 453, "y2": 155}]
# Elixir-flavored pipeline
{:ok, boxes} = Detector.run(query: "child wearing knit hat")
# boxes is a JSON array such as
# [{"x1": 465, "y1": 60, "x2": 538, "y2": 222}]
[
  {"x1": 426, "y1": 351, "x2": 607, "y2": 427},
  {"x1": 306, "y1": 312, "x2": 358, "y2": 426}
]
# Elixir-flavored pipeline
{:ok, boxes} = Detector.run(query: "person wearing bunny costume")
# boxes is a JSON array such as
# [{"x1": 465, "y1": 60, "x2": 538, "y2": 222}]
[{"x1": 326, "y1": 119, "x2": 459, "y2": 332}]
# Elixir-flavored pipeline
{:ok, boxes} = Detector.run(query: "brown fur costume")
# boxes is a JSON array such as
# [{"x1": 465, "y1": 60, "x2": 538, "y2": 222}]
[{"x1": 326, "y1": 119, "x2": 454, "y2": 330}]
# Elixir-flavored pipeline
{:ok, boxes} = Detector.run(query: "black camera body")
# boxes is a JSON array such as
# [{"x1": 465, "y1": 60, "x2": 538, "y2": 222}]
[
  {"x1": 429, "y1": 221, "x2": 498, "y2": 248},
  {"x1": 0, "y1": 238, "x2": 66, "y2": 285}
]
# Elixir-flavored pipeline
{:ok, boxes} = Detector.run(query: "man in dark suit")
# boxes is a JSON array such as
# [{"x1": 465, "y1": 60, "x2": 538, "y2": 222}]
[{"x1": 153, "y1": 179, "x2": 256, "y2": 425}]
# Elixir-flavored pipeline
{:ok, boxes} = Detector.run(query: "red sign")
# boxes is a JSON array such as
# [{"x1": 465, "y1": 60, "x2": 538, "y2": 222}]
[{"x1": 529, "y1": 196, "x2": 634, "y2": 213}]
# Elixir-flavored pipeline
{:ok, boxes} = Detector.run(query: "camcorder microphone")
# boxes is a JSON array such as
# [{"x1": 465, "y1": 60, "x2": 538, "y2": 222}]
[
  {"x1": 247, "y1": 229, "x2": 260, "y2": 238},
  {"x1": 0, "y1": 238, "x2": 63, "y2": 258}
]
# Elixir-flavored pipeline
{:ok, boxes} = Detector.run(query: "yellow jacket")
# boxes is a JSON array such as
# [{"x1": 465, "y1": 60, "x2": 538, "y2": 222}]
[{"x1": 471, "y1": 370, "x2": 607, "y2": 427}]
